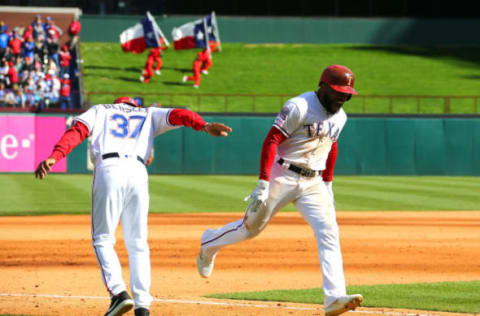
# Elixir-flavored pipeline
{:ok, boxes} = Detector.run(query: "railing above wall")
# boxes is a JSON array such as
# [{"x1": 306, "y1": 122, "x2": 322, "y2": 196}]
[{"x1": 86, "y1": 92, "x2": 480, "y2": 115}]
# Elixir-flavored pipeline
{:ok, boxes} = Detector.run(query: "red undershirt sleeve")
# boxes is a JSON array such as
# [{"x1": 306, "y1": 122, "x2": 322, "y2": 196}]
[
  {"x1": 259, "y1": 126, "x2": 287, "y2": 181},
  {"x1": 322, "y1": 141, "x2": 338, "y2": 182},
  {"x1": 49, "y1": 121, "x2": 90, "y2": 162},
  {"x1": 168, "y1": 108, "x2": 207, "y2": 131}
]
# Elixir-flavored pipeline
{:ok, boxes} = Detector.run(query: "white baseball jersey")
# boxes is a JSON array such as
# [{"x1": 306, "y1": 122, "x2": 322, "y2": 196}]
[
  {"x1": 74, "y1": 103, "x2": 179, "y2": 165},
  {"x1": 273, "y1": 91, "x2": 347, "y2": 171}
]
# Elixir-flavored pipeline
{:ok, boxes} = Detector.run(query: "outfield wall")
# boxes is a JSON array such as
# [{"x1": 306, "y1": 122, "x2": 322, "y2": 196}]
[
  {"x1": 80, "y1": 14, "x2": 480, "y2": 45},
  {"x1": 1, "y1": 114, "x2": 479, "y2": 176}
]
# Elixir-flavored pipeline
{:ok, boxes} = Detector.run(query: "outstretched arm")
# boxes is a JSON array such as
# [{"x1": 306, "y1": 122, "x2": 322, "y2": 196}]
[
  {"x1": 168, "y1": 108, "x2": 232, "y2": 137},
  {"x1": 35, "y1": 121, "x2": 89, "y2": 179}
]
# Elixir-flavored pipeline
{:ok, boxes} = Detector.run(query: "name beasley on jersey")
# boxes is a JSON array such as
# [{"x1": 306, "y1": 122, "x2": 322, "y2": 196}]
[
  {"x1": 102, "y1": 104, "x2": 146, "y2": 113},
  {"x1": 304, "y1": 122, "x2": 340, "y2": 141}
]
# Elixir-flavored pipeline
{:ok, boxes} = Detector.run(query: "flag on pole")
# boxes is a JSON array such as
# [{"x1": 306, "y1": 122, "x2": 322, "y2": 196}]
[
  {"x1": 211, "y1": 11, "x2": 222, "y2": 52},
  {"x1": 120, "y1": 11, "x2": 168, "y2": 53},
  {"x1": 172, "y1": 13, "x2": 220, "y2": 50}
]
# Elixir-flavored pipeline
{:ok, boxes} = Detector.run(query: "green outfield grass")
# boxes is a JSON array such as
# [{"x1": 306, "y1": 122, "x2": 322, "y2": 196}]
[
  {"x1": 1, "y1": 174, "x2": 478, "y2": 215},
  {"x1": 208, "y1": 281, "x2": 480, "y2": 313},
  {"x1": 81, "y1": 42, "x2": 480, "y2": 113}
]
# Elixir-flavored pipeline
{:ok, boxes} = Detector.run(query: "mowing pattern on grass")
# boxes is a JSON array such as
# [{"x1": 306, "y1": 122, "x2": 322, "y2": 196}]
[
  {"x1": 208, "y1": 281, "x2": 480, "y2": 313},
  {"x1": 1, "y1": 174, "x2": 478, "y2": 215}
]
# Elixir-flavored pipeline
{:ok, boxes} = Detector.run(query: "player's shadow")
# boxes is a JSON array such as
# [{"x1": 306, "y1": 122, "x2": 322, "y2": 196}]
[
  {"x1": 163, "y1": 82, "x2": 187, "y2": 86},
  {"x1": 115, "y1": 76, "x2": 141, "y2": 82},
  {"x1": 84, "y1": 65, "x2": 141, "y2": 73},
  {"x1": 83, "y1": 65, "x2": 121, "y2": 71},
  {"x1": 162, "y1": 66, "x2": 191, "y2": 73},
  {"x1": 124, "y1": 67, "x2": 142, "y2": 73}
]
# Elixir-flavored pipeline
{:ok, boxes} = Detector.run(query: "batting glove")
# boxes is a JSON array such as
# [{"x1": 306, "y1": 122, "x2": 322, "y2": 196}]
[
  {"x1": 244, "y1": 179, "x2": 269, "y2": 202},
  {"x1": 244, "y1": 180, "x2": 269, "y2": 213}
]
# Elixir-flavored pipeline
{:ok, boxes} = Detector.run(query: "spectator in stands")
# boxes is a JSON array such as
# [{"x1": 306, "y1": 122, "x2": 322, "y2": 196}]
[
  {"x1": 22, "y1": 56, "x2": 35, "y2": 73},
  {"x1": 46, "y1": 58, "x2": 57, "y2": 76},
  {"x1": 44, "y1": 71, "x2": 60, "y2": 106},
  {"x1": 0, "y1": 21, "x2": 7, "y2": 34},
  {"x1": 67, "y1": 15, "x2": 81, "y2": 50},
  {"x1": 0, "y1": 23, "x2": 9, "y2": 60},
  {"x1": 0, "y1": 59, "x2": 9, "y2": 84},
  {"x1": 7, "y1": 61, "x2": 19, "y2": 88},
  {"x1": 35, "y1": 81, "x2": 47, "y2": 109},
  {"x1": 32, "y1": 15, "x2": 46, "y2": 40},
  {"x1": 0, "y1": 81, "x2": 6, "y2": 106},
  {"x1": 23, "y1": 71, "x2": 36, "y2": 91},
  {"x1": 13, "y1": 55, "x2": 23, "y2": 73},
  {"x1": 59, "y1": 73, "x2": 71, "y2": 109},
  {"x1": 13, "y1": 56, "x2": 26, "y2": 86},
  {"x1": 3, "y1": 85, "x2": 16, "y2": 106},
  {"x1": 46, "y1": 20, "x2": 62, "y2": 40},
  {"x1": 8, "y1": 29, "x2": 22, "y2": 59},
  {"x1": 23, "y1": 25, "x2": 33, "y2": 42},
  {"x1": 59, "y1": 44, "x2": 71, "y2": 76},
  {"x1": 46, "y1": 34, "x2": 59, "y2": 66},
  {"x1": 22, "y1": 35, "x2": 35, "y2": 60},
  {"x1": 24, "y1": 85, "x2": 39, "y2": 108},
  {"x1": 34, "y1": 34, "x2": 47, "y2": 64},
  {"x1": 43, "y1": 17, "x2": 52, "y2": 32},
  {"x1": 13, "y1": 84, "x2": 26, "y2": 108}
]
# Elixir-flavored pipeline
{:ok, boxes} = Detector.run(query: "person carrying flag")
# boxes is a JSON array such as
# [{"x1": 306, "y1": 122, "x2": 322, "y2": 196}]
[
  {"x1": 182, "y1": 48, "x2": 211, "y2": 88},
  {"x1": 140, "y1": 39, "x2": 168, "y2": 83}
]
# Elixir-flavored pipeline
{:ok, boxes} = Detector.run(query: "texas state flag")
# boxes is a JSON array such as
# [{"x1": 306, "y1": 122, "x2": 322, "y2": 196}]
[
  {"x1": 120, "y1": 12, "x2": 161, "y2": 53},
  {"x1": 172, "y1": 14, "x2": 217, "y2": 50}
]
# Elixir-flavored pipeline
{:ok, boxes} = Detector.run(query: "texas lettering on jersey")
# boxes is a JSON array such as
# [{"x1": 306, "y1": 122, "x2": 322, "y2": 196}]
[{"x1": 304, "y1": 121, "x2": 341, "y2": 141}]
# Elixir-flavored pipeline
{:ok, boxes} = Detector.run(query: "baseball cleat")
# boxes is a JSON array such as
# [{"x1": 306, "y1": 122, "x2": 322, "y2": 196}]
[
  {"x1": 201, "y1": 70, "x2": 208, "y2": 75},
  {"x1": 104, "y1": 291, "x2": 134, "y2": 316},
  {"x1": 155, "y1": 70, "x2": 161, "y2": 75},
  {"x1": 324, "y1": 294, "x2": 363, "y2": 316},
  {"x1": 139, "y1": 76, "x2": 144, "y2": 82},
  {"x1": 182, "y1": 76, "x2": 187, "y2": 83},
  {"x1": 134, "y1": 307, "x2": 150, "y2": 316},
  {"x1": 193, "y1": 84, "x2": 199, "y2": 88},
  {"x1": 197, "y1": 250, "x2": 216, "y2": 278}
]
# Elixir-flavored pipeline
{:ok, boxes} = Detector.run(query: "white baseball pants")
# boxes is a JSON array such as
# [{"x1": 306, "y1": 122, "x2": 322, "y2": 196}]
[
  {"x1": 91, "y1": 158, "x2": 152, "y2": 309},
  {"x1": 201, "y1": 162, "x2": 347, "y2": 307}
]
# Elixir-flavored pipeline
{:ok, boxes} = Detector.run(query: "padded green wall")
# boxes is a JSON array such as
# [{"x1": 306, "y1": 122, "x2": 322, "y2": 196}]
[
  {"x1": 66, "y1": 115, "x2": 480, "y2": 176},
  {"x1": 80, "y1": 15, "x2": 480, "y2": 45},
  {"x1": 147, "y1": 116, "x2": 272, "y2": 174},
  {"x1": 336, "y1": 118, "x2": 480, "y2": 175}
]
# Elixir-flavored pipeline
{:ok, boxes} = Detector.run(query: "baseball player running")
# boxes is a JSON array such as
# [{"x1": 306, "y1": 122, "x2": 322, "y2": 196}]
[
  {"x1": 35, "y1": 97, "x2": 232, "y2": 316},
  {"x1": 197, "y1": 65, "x2": 363, "y2": 316}
]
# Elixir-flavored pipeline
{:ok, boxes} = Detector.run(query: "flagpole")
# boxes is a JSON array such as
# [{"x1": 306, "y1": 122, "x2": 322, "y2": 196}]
[
  {"x1": 203, "y1": 17, "x2": 209, "y2": 50},
  {"x1": 211, "y1": 11, "x2": 222, "y2": 52},
  {"x1": 147, "y1": 11, "x2": 170, "y2": 46}
]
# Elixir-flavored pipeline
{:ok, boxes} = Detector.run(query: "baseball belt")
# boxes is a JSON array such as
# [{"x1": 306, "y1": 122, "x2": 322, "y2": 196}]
[
  {"x1": 102, "y1": 152, "x2": 145, "y2": 165},
  {"x1": 277, "y1": 158, "x2": 320, "y2": 177}
]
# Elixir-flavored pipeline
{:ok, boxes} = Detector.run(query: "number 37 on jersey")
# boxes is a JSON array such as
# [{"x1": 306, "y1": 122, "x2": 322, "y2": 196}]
[{"x1": 109, "y1": 114, "x2": 146, "y2": 139}]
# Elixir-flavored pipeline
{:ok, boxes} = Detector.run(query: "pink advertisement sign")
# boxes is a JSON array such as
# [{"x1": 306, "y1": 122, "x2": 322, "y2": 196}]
[{"x1": 0, "y1": 115, "x2": 67, "y2": 172}]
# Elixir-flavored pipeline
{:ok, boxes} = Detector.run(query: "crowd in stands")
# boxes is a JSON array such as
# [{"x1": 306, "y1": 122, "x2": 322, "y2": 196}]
[{"x1": 0, "y1": 15, "x2": 81, "y2": 110}]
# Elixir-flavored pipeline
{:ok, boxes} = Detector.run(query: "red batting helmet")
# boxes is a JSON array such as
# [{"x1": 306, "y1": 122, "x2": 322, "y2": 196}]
[
  {"x1": 320, "y1": 64, "x2": 358, "y2": 95},
  {"x1": 114, "y1": 96, "x2": 140, "y2": 107}
]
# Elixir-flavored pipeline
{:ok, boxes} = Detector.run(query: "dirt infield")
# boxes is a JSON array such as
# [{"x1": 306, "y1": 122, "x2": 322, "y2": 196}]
[{"x1": 0, "y1": 211, "x2": 479, "y2": 316}]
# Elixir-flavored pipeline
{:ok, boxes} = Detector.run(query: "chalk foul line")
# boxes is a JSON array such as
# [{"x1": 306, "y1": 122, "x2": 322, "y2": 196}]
[{"x1": 0, "y1": 292, "x2": 442, "y2": 316}]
